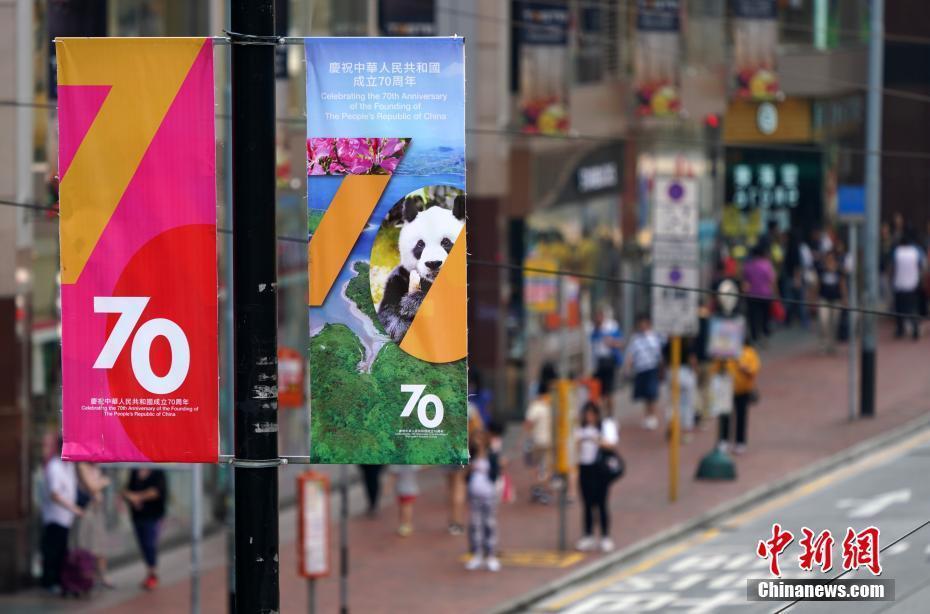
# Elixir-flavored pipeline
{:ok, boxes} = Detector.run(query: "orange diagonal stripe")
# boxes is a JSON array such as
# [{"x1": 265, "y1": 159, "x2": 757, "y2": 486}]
[
  {"x1": 308, "y1": 175, "x2": 390, "y2": 306},
  {"x1": 400, "y1": 227, "x2": 467, "y2": 363},
  {"x1": 57, "y1": 38, "x2": 207, "y2": 284}
]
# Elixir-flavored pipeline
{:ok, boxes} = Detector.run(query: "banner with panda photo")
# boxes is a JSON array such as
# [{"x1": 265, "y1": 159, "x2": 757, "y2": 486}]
[{"x1": 306, "y1": 38, "x2": 467, "y2": 464}]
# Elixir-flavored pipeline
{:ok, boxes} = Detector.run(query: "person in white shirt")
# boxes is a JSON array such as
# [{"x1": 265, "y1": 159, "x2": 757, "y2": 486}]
[
  {"x1": 523, "y1": 364, "x2": 556, "y2": 504},
  {"x1": 674, "y1": 351, "x2": 699, "y2": 436},
  {"x1": 575, "y1": 402, "x2": 619, "y2": 553},
  {"x1": 41, "y1": 438, "x2": 83, "y2": 592},
  {"x1": 892, "y1": 230, "x2": 926, "y2": 340},
  {"x1": 624, "y1": 314, "x2": 665, "y2": 430}
]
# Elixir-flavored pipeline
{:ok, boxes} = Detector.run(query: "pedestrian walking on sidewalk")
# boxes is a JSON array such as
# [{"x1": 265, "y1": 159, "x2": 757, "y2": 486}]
[
  {"x1": 891, "y1": 228, "x2": 926, "y2": 340},
  {"x1": 625, "y1": 314, "x2": 664, "y2": 430},
  {"x1": 40, "y1": 438, "x2": 83, "y2": 594},
  {"x1": 446, "y1": 395, "x2": 487, "y2": 536},
  {"x1": 816, "y1": 250, "x2": 846, "y2": 353},
  {"x1": 123, "y1": 468, "x2": 167, "y2": 591},
  {"x1": 742, "y1": 244, "x2": 777, "y2": 343},
  {"x1": 76, "y1": 462, "x2": 114, "y2": 588},
  {"x1": 575, "y1": 402, "x2": 619, "y2": 553},
  {"x1": 357, "y1": 465, "x2": 384, "y2": 517},
  {"x1": 673, "y1": 351, "x2": 698, "y2": 438},
  {"x1": 716, "y1": 340, "x2": 761, "y2": 455},
  {"x1": 524, "y1": 363, "x2": 556, "y2": 504},
  {"x1": 390, "y1": 465, "x2": 419, "y2": 537},
  {"x1": 464, "y1": 429, "x2": 502, "y2": 572},
  {"x1": 590, "y1": 306, "x2": 624, "y2": 417}
]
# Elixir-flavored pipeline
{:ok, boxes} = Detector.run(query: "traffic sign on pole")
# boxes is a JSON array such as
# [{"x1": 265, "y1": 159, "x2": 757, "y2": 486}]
[{"x1": 651, "y1": 177, "x2": 700, "y2": 337}]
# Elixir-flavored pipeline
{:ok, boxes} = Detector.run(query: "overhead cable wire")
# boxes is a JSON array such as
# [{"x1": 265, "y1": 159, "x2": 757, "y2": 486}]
[{"x1": 4, "y1": 197, "x2": 927, "y2": 323}]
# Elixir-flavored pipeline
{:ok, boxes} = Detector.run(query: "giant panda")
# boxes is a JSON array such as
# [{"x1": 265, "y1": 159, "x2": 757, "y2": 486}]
[{"x1": 378, "y1": 194, "x2": 465, "y2": 342}]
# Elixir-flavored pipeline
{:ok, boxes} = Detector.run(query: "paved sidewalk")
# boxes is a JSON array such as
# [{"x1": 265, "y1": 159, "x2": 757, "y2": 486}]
[{"x1": 5, "y1": 326, "x2": 930, "y2": 614}]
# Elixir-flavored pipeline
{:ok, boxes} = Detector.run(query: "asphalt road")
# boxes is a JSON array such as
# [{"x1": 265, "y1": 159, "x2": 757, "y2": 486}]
[{"x1": 529, "y1": 428, "x2": 930, "y2": 614}]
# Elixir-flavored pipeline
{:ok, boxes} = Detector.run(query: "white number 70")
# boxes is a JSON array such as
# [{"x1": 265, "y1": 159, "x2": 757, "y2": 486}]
[
  {"x1": 400, "y1": 384, "x2": 444, "y2": 429},
  {"x1": 93, "y1": 296, "x2": 190, "y2": 395}
]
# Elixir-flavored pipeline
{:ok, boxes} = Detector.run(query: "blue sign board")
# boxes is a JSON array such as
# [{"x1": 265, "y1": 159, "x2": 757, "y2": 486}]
[{"x1": 837, "y1": 184, "x2": 865, "y2": 220}]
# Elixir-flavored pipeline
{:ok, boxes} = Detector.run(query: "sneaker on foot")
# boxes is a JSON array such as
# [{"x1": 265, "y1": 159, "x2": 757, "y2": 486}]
[
  {"x1": 485, "y1": 556, "x2": 501, "y2": 572},
  {"x1": 448, "y1": 523, "x2": 464, "y2": 536},
  {"x1": 142, "y1": 574, "x2": 158, "y2": 591},
  {"x1": 717, "y1": 441, "x2": 730, "y2": 453},
  {"x1": 733, "y1": 444, "x2": 747, "y2": 455},
  {"x1": 642, "y1": 416, "x2": 659, "y2": 430},
  {"x1": 397, "y1": 524, "x2": 413, "y2": 537},
  {"x1": 600, "y1": 538, "x2": 615, "y2": 552},
  {"x1": 465, "y1": 554, "x2": 484, "y2": 571},
  {"x1": 576, "y1": 536, "x2": 597, "y2": 551}
]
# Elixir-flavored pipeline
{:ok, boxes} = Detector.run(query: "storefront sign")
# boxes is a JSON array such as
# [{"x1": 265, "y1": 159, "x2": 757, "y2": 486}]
[
  {"x1": 723, "y1": 149, "x2": 822, "y2": 242},
  {"x1": 297, "y1": 472, "x2": 330, "y2": 578},
  {"x1": 57, "y1": 38, "x2": 217, "y2": 462},
  {"x1": 634, "y1": 0, "x2": 681, "y2": 116},
  {"x1": 518, "y1": 1, "x2": 570, "y2": 45},
  {"x1": 306, "y1": 38, "x2": 467, "y2": 464},
  {"x1": 731, "y1": 161, "x2": 800, "y2": 210},
  {"x1": 378, "y1": 0, "x2": 436, "y2": 36},
  {"x1": 637, "y1": 0, "x2": 680, "y2": 31},
  {"x1": 732, "y1": 0, "x2": 781, "y2": 101},
  {"x1": 577, "y1": 161, "x2": 619, "y2": 194},
  {"x1": 651, "y1": 177, "x2": 699, "y2": 336},
  {"x1": 723, "y1": 98, "x2": 812, "y2": 143}
]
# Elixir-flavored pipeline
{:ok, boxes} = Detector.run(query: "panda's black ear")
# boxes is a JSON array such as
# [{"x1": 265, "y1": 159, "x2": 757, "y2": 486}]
[
  {"x1": 453, "y1": 194, "x2": 466, "y2": 221},
  {"x1": 403, "y1": 197, "x2": 420, "y2": 222}
]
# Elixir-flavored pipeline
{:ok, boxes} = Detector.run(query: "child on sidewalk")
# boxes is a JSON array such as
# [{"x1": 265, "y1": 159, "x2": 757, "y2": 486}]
[
  {"x1": 390, "y1": 465, "x2": 419, "y2": 537},
  {"x1": 465, "y1": 429, "x2": 502, "y2": 572},
  {"x1": 676, "y1": 351, "x2": 699, "y2": 440}
]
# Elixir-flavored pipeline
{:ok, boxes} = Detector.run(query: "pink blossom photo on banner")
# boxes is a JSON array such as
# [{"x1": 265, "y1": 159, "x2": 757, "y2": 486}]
[{"x1": 307, "y1": 137, "x2": 411, "y2": 176}]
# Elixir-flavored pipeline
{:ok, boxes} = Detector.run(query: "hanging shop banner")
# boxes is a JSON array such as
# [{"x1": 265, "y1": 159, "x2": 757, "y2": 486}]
[
  {"x1": 306, "y1": 38, "x2": 467, "y2": 464},
  {"x1": 514, "y1": 1, "x2": 570, "y2": 134},
  {"x1": 732, "y1": 0, "x2": 782, "y2": 101},
  {"x1": 57, "y1": 38, "x2": 217, "y2": 462},
  {"x1": 634, "y1": 0, "x2": 682, "y2": 117},
  {"x1": 524, "y1": 257, "x2": 559, "y2": 314}
]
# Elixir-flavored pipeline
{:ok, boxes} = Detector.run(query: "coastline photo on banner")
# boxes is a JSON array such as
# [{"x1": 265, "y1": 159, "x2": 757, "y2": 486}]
[{"x1": 306, "y1": 37, "x2": 468, "y2": 465}]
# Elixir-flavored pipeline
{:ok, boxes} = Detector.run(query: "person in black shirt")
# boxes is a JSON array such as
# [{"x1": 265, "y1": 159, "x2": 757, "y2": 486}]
[
  {"x1": 816, "y1": 251, "x2": 846, "y2": 353},
  {"x1": 123, "y1": 468, "x2": 167, "y2": 590}
]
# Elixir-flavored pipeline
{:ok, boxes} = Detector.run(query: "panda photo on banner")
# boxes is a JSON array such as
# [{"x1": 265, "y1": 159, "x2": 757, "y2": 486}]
[{"x1": 373, "y1": 189, "x2": 466, "y2": 342}]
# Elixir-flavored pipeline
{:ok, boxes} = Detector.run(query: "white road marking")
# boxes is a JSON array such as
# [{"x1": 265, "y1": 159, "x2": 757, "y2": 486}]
[{"x1": 836, "y1": 488, "x2": 911, "y2": 518}]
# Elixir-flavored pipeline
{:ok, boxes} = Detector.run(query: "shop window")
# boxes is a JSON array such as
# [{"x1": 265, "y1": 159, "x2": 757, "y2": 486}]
[
  {"x1": 108, "y1": 0, "x2": 207, "y2": 37},
  {"x1": 575, "y1": 0, "x2": 620, "y2": 84}
]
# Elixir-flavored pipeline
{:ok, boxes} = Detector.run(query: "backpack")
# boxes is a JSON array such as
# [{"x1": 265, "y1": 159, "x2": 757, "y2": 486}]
[{"x1": 60, "y1": 548, "x2": 96, "y2": 596}]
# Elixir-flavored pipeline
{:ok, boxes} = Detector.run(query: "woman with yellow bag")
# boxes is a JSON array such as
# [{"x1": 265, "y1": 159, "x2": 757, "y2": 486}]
[{"x1": 716, "y1": 339, "x2": 761, "y2": 455}]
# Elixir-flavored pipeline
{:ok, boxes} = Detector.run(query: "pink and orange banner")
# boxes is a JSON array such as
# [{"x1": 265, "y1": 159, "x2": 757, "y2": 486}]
[{"x1": 57, "y1": 38, "x2": 218, "y2": 462}]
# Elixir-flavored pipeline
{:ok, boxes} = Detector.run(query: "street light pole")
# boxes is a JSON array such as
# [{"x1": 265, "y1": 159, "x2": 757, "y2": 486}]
[
  {"x1": 231, "y1": 1, "x2": 280, "y2": 612},
  {"x1": 861, "y1": 0, "x2": 883, "y2": 418}
]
